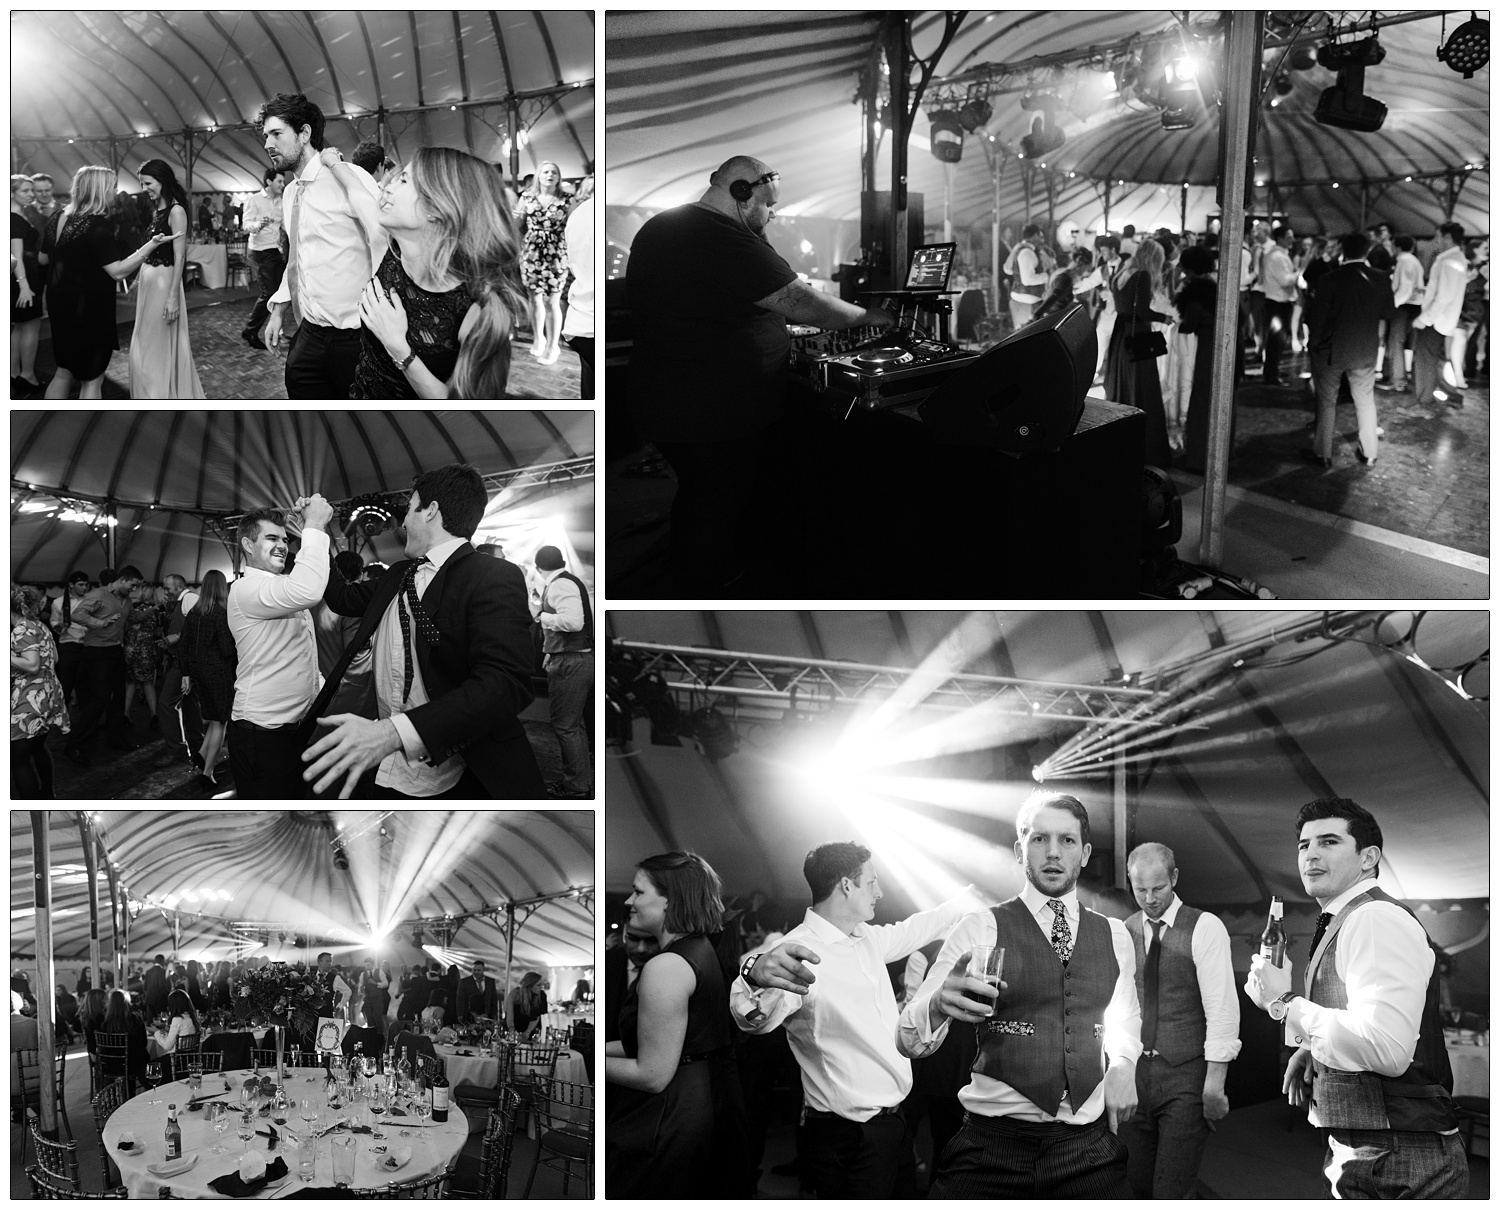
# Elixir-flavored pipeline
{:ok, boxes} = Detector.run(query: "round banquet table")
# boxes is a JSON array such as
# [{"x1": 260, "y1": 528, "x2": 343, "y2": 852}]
[
  {"x1": 435, "y1": 1043, "x2": 589, "y2": 1092},
  {"x1": 100, "y1": 1068, "x2": 468, "y2": 1199},
  {"x1": 184, "y1": 244, "x2": 228, "y2": 289},
  {"x1": 541, "y1": 1009, "x2": 592, "y2": 1033}
]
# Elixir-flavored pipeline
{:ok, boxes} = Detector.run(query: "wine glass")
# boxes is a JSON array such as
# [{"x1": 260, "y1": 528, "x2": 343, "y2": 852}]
[
  {"x1": 144, "y1": 1061, "x2": 163, "y2": 1105},
  {"x1": 300, "y1": 1096, "x2": 319, "y2": 1136},
  {"x1": 411, "y1": 1096, "x2": 429, "y2": 1152},
  {"x1": 237, "y1": 1108, "x2": 256, "y2": 1155}
]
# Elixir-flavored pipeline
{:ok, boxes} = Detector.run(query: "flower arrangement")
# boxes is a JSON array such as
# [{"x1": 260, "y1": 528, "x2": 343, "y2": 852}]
[{"x1": 232, "y1": 962, "x2": 323, "y2": 1035}]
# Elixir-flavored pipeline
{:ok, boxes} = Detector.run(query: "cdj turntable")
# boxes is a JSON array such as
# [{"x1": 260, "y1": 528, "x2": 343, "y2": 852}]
[{"x1": 791, "y1": 327, "x2": 980, "y2": 411}]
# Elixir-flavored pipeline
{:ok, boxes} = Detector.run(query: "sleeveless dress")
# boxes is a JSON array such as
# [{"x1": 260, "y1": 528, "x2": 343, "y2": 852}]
[
  {"x1": 607, "y1": 934, "x2": 731, "y2": 1197},
  {"x1": 350, "y1": 247, "x2": 471, "y2": 399},
  {"x1": 519, "y1": 194, "x2": 570, "y2": 294},
  {"x1": 128, "y1": 204, "x2": 205, "y2": 399},
  {"x1": 11, "y1": 212, "x2": 43, "y2": 322},
  {"x1": 43, "y1": 212, "x2": 120, "y2": 379}
]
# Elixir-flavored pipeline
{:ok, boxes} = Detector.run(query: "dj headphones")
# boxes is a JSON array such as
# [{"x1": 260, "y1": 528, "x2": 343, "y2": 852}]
[{"x1": 729, "y1": 171, "x2": 778, "y2": 203}]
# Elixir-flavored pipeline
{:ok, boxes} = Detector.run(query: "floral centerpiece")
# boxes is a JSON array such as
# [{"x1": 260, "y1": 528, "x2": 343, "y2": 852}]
[{"x1": 232, "y1": 963, "x2": 324, "y2": 1081}]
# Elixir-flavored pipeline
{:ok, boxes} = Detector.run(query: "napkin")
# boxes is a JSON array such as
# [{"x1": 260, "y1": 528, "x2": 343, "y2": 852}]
[
  {"x1": 208, "y1": 1156, "x2": 289, "y2": 1197},
  {"x1": 147, "y1": 1154, "x2": 198, "y2": 1178},
  {"x1": 379, "y1": 1146, "x2": 413, "y2": 1173}
]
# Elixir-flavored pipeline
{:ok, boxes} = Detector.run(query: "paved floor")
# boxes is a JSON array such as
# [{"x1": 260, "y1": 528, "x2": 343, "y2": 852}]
[{"x1": 17, "y1": 286, "x2": 583, "y2": 400}]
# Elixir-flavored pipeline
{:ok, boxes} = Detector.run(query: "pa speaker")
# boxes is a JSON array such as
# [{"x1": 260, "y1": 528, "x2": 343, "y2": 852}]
[{"x1": 918, "y1": 302, "x2": 1097, "y2": 453}]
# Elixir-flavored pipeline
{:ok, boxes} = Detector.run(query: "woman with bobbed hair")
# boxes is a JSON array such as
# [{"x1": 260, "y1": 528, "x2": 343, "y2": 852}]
[
  {"x1": 606, "y1": 850, "x2": 735, "y2": 1197},
  {"x1": 41, "y1": 165, "x2": 182, "y2": 399},
  {"x1": 319, "y1": 145, "x2": 526, "y2": 398},
  {"x1": 128, "y1": 158, "x2": 204, "y2": 398}
]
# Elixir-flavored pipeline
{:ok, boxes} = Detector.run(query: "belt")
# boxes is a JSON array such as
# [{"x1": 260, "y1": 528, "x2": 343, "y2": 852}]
[
  {"x1": 804, "y1": 1104, "x2": 900, "y2": 1121},
  {"x1": 230, "y1": 719, "x2": 299, "y2": 733}
]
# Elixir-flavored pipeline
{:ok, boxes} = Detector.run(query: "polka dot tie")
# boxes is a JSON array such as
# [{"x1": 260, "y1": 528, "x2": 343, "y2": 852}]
[
  {"x1": 1047, "y1": 899, "x2": 1074, "y2": 964},
  {"x1": 1308, "y1": 911, "x2": 1333, "y2": 963},
  {"x1": 398, "y1": 557, "x2": 441, "y2": 702}
]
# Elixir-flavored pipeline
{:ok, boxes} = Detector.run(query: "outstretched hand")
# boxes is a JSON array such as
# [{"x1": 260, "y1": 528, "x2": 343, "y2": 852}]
[
  {"x1": 301, "y1": 714, "x2": 402, "y2": 798},
  {"x1": 933, "y1": 951, "x2": 1002, "y2": 1026},
  {"x1": 746, "y1": 942, "x2": 821, "y2": 996}
]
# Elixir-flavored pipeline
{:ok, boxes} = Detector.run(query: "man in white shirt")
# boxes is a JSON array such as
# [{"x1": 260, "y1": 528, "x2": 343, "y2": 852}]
[
  {"x1": 730, "y1": 842, "x2": 980, "y2": 1197},
  {"x1": 530, "y1": 545, "x2": 592, "y2": 799},
  {"x1": 1117, "y1": 842, "x2": 1240, "y2": 1198},
  {"x1": 1411, "y1": 221, "x2": 1468, "y2": 406},
  {"x1": 1008, "y1": 223, "x2": 1051, "y2": 331},
  {"x1": 226, "y1": 494, "x2": 334, "y2": 798},
  {"x1": 299, "y1": 462, "x2": 546, "y2": 799},
  {"x1": 241, "y1": 168, "x2": 287, "y2": 350},
  {"x1": 1247, "y1": 799, "x2": 1465, "y2": 1199},
  {"x1": 1380, "y1": 234, "x2": 1426, "y2": 391},
  {"x1": 259, "y1": 91, "x2": 387, "y2": 398},
  {"x1": 1259, "y1": 225, "x2": 1299, "y2": 385},
  {"x1": 1245, "y1": 220, "x2": 1271, "y2": 360},
  {"x1": 897, "y1": 792, "x2": 1140, "y2": 1197}
]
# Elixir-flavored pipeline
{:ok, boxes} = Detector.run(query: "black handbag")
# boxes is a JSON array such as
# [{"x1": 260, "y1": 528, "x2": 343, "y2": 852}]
[{"x1": 1125, "y1": 326, "x2": 1168, "y2": 362}]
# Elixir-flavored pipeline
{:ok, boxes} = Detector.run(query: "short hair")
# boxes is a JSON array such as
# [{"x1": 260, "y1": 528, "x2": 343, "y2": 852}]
[
  {"x1": 534, "y1": 544, "x2": 564, "y2": 572},
  {"x1": 1340, "y1": 232, "x2": 1370, "y2": 260},
  {"x1": 1375, "y1": 222, "x2": 1392, "y2": 236},
  {"x1": 237, "y1": 507, "x2": 285, "y2": 555},
  {"x1": 67, "y1": 570, "x2": 90, "y2": 585},
  {"x1": 162, "y1": 574, "x2": 186, "y2": 591},
  {"x1": 410, "y1": 463, "x2": 487, "y2": 540},
  {"x1": 1016, "y1": 790, "x2": 1091, "y2": 847},
  {"x1": 30, "y1": 173, "x2": 53, "y2": 186},
  {"x1": 115, "y1": 565, "x2": 143, "y2": 583},
  {"x1": 1094, "y1": 234, "x2": 1120, "y2": 254},
  {"x1": 1439, "y1": 221, "x2": 1465, "y2": 244},
  {"x1": 475, "y1": 543, "x2": 506, "y2": 559},
  {"x1": 1272, "y1": 224, "x2": 1294, "y2": 243},
  {"x1": 99, "y1": 568, "x2": 116, "y2": 585},
  {"x1": 260, "y1": 92, "x2": 326, "y2": 152},
  {"x1": 1021, "y1": 223, "x2": 1043, "y2": 241},
  {"x1": 362, "y1": 562, "x2": 388, "y2": 580},
  {"x1": 1294, "y1": 798, "x2": 1383, "y2": 865},
  {"x1": 317, "y1": 952, "x2": 331, "y2": 964},
  {"x1": 636, "y1": 851, "x2": 724, "y2": 936},
  {"x1": 1393, "y1": 234, "x2": 1415, "y2": 253},
  {"x1": 333, "y1": 550, "x2": 365, "y2": 582},
  {"x1": 1123, "y1": 224, "x2": 1137, "y2": 237},
  {"x1": 351, "y1": 140, "x2": 387, "y2": 175},
  {"x1": 803, "y1": 842, "x2": 872, "y2": 904},
  {"x1": 1126, "y1": 841, "x2": 1176, "y2": 880},
  {"x1": 262, "y1": 167, "x2": 282, "y2": 186},
  {"x1": 1179, "y1": 245, "x2": 1215, "y2": 276}
]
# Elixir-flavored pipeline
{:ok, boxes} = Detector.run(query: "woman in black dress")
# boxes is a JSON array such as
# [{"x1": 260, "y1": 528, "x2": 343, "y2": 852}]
[
  {"x1": 40, "y1": 165, "x2": 182, "y2": 399},
  {"x1": 11, "y1": 175, "x2": 45, "y2": 395},
  {"x1": 1103, "y1": 236, "x2": 1173, "y2": 469},
  {"x1": 1174, "y1": 246, "x2": 1244, "y2": 473},
  {"x1": 177, "y1": 569, "x2": 235, "y2": 790},
  {"x1": 606, "y1": 850, "x2": 734, "y2": 1198},
  {"x1": 318, "y1": 146, "x2": 525, "y2": 398}
]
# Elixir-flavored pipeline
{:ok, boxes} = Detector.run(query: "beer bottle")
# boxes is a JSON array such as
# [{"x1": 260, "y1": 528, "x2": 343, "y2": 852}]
[{"x1": 1260, "y1": 895, "x2": 1286, "y2": 967}]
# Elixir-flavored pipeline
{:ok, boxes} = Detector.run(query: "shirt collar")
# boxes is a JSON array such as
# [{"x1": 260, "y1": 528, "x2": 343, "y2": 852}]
[
  {"x1": 423, "y1": 536, "x2": 467, "y2": 573},
  {"x1": 1321, "y1": 876, "x2": 1379, "y2": 916},
  {"x1": 543, "y1": 567, "x2": 568, "y2": 585},
  {"x1": 1020, "y1": 880, "x2": 1078, "y2": 918},
  {"x1": 295, "y1": 156, "x2": 323, "y2": 186},
  {"x1": 802, "y1": 907, "x2": 858, "y2": 945},
  {"x1": 1146, "y1": 896, "x2": 1184, "y2": 929}
]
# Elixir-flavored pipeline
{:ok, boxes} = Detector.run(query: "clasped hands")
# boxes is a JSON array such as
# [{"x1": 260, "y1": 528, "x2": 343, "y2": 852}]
[{"x1": 284, "y1": 493, "x2": 334, "y2": 534}]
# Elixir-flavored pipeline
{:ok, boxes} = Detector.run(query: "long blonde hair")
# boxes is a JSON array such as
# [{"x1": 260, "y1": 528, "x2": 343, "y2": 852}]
[
  {"x1": 68, "y1": 166, "x2": 117, "y2": 219},
  {"x1": 410, "y1": 146, "x2": 525, "y2": 399},
  {"x1": 525, "y1": 161, "x2": 562, "y2": 199},
  {"x1": 1127, "y1": 237, "x2": 1165, "y2": 299}
]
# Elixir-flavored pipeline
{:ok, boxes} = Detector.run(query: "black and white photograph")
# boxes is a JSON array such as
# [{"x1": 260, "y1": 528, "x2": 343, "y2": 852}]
[
  {"x1": 10, "y1": 410, "x2": 595, "y2": 800},
  {"x1": 603, "y1": 608, "x2": 1488, "y2": 1199},
  {"x1": 605, "y1": 11, "x2": 1488, "y2": 599},
  {"x1": 11, "y1": 809, "x2": 595, "y2": 1198},
  {"x1": 11, "y1": 10, "x2": 595, "y2": 400}
]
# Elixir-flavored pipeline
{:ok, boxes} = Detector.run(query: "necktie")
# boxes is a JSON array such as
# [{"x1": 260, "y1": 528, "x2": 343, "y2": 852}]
[
  {"x1": 1307, "y1": 911, "x2": 1333, "y2": 963},
  {"x1": 397, "y1": 557, "x2": 441, "y2": 703},
  {"x1": 286, "y1": 178, "x2": 308, "y2": 326},
  {"x1": 1047, "y1": 899, "x2": 1073, "y2": 964},
  {"x1": 1142, "y1": 920, "x2": 1162, "y2": 1051}
]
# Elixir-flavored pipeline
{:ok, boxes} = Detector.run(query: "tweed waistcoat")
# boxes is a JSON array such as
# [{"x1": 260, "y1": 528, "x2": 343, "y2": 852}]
[
  {"x1": 540, "y1": 571, "x2": 594, "y2": 654},
  {"x1": 1126, "y1": 904, "x2": 1206, "y2": 1066}
]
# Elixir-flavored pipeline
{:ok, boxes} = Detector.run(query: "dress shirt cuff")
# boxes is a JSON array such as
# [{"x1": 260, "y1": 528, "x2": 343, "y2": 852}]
[
  {"x1": 1284, "y1": 997, "x2": 1317, "y2": 1050},
  {"x1": 908, "y1": 987, "x2": 950, "y2": 1049},
  {"x1": 390, "y1": 713, "x2": 429, "y2": 764},
  {"x1": 1204, "y1": 1039, "x2": 1244, "y2": 1063}
]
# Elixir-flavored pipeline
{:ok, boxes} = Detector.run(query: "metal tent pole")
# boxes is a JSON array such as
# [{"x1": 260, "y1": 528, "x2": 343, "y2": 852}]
[
  {"x1": 79, "y1": 815, "x2": 102, "y2": 995},
  {"x1": 30, "y1": 812, "x2": 59, "y2": 1134}
]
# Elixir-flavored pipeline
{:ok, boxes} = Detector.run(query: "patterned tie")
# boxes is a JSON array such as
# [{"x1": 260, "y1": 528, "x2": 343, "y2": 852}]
[
  {"x1": 1307, "y1": 911, "x2": 1333, "y2": 964},
  {"x1": 1047, "y1": 899, "x2": 1073, "y2": 964},
  {"x1": 285, "y1": 178, "x2": 308, "y2": 326},
  {"x1": 1142, "y1": 920, "x2": 1162, "y2": 1051},
  {"x1": 397, "y1": 557, "x2": 441, "y2": 703}
]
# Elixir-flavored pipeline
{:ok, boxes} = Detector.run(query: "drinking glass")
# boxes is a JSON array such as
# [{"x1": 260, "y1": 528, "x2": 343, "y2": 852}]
[
  {"x1": 144, "y1": 1061, "x2": 163, "y2": 1105},
  {"x1": 296, "y1": 1135, "x2": 318, "y2": 1182},
  {"x1": 331, "y1": 1134, "x2": 357, "y2": 1187},
  {"x1": 237, "y1": 1109, "x2": 256, "y2": 1155},
  {"x1": 969, "y1": 945, "x2": 1005, "y2": 995},
  {"x1": 209, "y1": 1102, "x2": 230, "y2": 1154}
]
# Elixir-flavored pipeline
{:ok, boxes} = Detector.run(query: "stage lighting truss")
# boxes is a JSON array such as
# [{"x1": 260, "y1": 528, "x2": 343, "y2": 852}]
[{"x1": 1319, "y1": 611, "x2": 1490, "y2": 702}]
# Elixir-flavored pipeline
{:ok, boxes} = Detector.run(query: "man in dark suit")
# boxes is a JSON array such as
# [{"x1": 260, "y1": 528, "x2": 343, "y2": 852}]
[
  {"x1": 298, "y1": 463, "x2": 545, "y2": 799},
  {"x1": 456, "y1": 959, "x2": 498, "y2": 1022},
  {"x1": 1302, "y1": 232, "x2": 1395, "y2": 469},
  {"x1": 142, "y1": 955, "x2": 170, "y2": 1017}
]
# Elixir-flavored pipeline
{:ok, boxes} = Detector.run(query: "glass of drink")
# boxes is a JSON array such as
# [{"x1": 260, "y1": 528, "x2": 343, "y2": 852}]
[
  {"x1": 331, "y1": 1134, "x2": 357, "y2": 1187},
  {"x1": 237, "y1": 1109, "x2": 256, "y2": 1155},
  {"x1": 969, "y1": 945, "x2": 1005, "y2": 997},
  {"x1": 296, "y1": 1135, "x2": 318, "y2": 1182},
  {"x1": 209, "y1": 1102, "x2": 230, "y2": 1154},
  {"x1": 144, "y1": 1061, "x2": 162, "y2": 1105}
]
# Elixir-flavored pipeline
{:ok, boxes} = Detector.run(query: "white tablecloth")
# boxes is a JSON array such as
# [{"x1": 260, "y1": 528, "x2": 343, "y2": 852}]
[
  {"x1": 1445, "y1": 1037, "x2": 1488, "y2": 1098},
  {"x1": 185, "y1": 244, "x2": 228, "y2": 289},
  {"x1": 541, "y1": 1009, "x2": 592, "y2": 1033},
  {"x1": 100, "y1": 1069, "x2": 468, "y2": 1199},
  {"x1": 435, "y1": 1044, "x2": 587, "y2": 1092}
]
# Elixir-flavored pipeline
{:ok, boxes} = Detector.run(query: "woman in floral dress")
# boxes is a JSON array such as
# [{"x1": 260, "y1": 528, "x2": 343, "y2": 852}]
[
  {"x1": 518, "y1": 161, "x2": 572, "y2": 365},
  {"x1": 122, "y1": 583, "x2": 163, "y2": 724},
  {"x1": 12, "y1": 584, "x2": 68, "y2": 798}
]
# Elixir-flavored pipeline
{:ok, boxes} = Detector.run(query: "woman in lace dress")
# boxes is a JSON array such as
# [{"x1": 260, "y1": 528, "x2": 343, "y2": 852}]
[{"x1": 324, "y1": 146, "x2": 526, "y2": 398}]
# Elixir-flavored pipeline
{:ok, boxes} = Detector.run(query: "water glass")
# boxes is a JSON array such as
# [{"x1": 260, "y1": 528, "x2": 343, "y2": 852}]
[
  {"x1": 296, "y1": 1135, "x2": 318, "y2": 1182},
  {"x1": 331, "y1": 1134, "x2": 357, "y2": 1187}
]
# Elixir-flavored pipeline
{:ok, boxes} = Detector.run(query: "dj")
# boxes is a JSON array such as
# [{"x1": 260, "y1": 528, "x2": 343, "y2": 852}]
[{"x1": 627, "y1": 154, "x2": 895, "y2": 594}]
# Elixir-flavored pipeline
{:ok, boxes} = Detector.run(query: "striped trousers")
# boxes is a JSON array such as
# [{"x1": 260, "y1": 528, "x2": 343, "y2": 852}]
[{"x1": 930, "y1": 1111, "x2": 1132, "y2": 1198}]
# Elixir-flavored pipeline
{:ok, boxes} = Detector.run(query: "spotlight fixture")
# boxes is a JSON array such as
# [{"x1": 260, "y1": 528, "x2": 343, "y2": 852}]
[
  {"x1": 1289, "y1": 43, "x2": 1318, "y2": 71},
  {"x1": 332, "y1": 843, "x2": 349, "y2": 871},
  {"x1": 1274, "y1": 71, "x2": 1295, "y2": 96},
  {"x1": 1438, "y1": 12, "x2": 1489, "y2": 78},
  {"x1": 1019, "y1": 92, "x2": 1065, "y2": 159},
  {"x1": 412, "y1": 925, "x2": 425, "y2": 947},
  {"x1": 689, "y1": 706, "x2": 738, "y2": 763},
  {"x1": 1314, "y1": 36, "x2": 1388, "y2": 132},
  {"x1": 928, "y1": 111, "x2": 966, "y2": 162},
  {"x1": 957, "y1": 96, "x2": 993, "y2": 133}
]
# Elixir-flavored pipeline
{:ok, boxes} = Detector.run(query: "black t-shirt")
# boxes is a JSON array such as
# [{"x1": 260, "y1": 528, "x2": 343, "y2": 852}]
[{"x1": 626, "y1": 204, "x2": 798, "y2": 443}]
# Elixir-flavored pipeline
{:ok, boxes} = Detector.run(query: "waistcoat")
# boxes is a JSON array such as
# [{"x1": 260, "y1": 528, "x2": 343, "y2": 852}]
[
  {"x1": 541, "y1": 571, "x2": 593, "y2": 654},
  {"x1": 1125, "y1": 904, "x2": 1206, "y2": 1066}
]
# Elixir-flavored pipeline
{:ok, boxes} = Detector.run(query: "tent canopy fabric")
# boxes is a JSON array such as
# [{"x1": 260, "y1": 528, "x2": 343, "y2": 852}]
[
  {"x1": 12, "y1": 10, "x2": 596, "y2": 193},
  {"x1": 10, "y1": 409, "x2": 595, "y2": 584},
  {"x1": 606, "y1": 9, "x2": 1489, "y2": 241},
  {"x1": 12, "y1": 810, "x2": 595, "y2": 972},
  {"x1": 606, "y1": 611, "x2": 1489, "y2": 920}
]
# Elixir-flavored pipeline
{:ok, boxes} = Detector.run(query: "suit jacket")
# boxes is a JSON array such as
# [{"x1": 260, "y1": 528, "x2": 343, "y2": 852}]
[
  {"x1": 299, "y1": 542, "x2": 545, "y2": 798},
  {"x1": 1305, "y1": 261, "x2": 1395, "y2": 368},
  {"x1": 456, "y1": 975, "x2": 498, "y2": 1022},
  {"x1": 142, "y1": 965, "x2": 169, "y2": 1016}
]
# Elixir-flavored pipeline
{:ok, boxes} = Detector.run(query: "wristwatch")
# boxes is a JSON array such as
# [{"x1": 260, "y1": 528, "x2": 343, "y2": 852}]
[
  {"x1": 739, "y1": 954, "x2": 762, "y2": 990},
  {"x1": 1267, "y1": 991, "x2": 1297, "y2": 1022}
]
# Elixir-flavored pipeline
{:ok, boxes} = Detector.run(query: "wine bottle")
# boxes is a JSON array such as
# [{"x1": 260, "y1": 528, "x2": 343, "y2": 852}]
[
  {"x1": 431, "y1": 1069, "x2": 449, "y2": 1123},
  {"x1": 1260, "y1": 895, "x2": 1286, "y2": 968},
  {"x1": 165, "y1": 1104, "x2": 182, "y2": 1160}
]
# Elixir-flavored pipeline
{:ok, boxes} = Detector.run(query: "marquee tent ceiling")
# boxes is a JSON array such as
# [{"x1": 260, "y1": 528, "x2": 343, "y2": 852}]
[
  {"x1": 10, "y1": 410, "x2": 595, "y2": 583},
  {"x1": 606, "y1": 611, "x2": 1489, "y2": 917},
  {"x1": 606, "y1": 10, "x2": 1489, "y2": 242},
  {"x1": 12, "y1": 811, "x2": 596, "y2": 972},
  {"x1": 12, "y1": 10, "x2": 596, "y2": 193}
]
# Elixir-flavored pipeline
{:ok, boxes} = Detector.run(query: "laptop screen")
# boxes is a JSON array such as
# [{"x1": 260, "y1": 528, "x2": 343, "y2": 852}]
[{"x1": 904, "y1": 242, "x2": 956, "y2": 291}]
